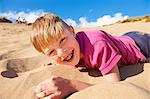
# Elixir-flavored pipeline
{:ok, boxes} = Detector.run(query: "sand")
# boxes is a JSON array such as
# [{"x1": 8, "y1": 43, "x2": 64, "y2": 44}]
[{"x1": 0, "y1": 22, "x2": 150, "y2": 99}]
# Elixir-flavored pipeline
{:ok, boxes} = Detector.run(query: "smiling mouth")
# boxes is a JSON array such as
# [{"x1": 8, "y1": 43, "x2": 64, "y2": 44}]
[{"x1": 64, "y1": 50, "x2": 74, "y2": 61}]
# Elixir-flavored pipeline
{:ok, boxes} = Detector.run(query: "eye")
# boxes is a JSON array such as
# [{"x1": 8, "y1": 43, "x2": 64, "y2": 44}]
[
  {"x1": 60, "y1": 37, "x2": 66, "y2": 44},
  {"x1": 47, "y1": 49, "x2": 55, "y2": 56}
]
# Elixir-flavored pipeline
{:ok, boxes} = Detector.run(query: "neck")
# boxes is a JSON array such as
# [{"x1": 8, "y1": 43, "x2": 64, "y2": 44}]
[
  {"x1": 80, "y1": 53, "x2": 83, "y2": 60},
  {"x1": 76, "y1": 51, "x2": 85, "y2": 67}
]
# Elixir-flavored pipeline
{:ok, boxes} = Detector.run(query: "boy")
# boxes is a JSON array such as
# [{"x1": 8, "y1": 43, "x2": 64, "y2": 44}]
[{"x1": 30, "y1": 13, "x2": 150, "y2": 99}]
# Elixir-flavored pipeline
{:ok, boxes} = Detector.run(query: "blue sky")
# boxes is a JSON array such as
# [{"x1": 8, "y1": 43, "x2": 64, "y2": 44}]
[{"x1": 0, "y1": 0, "x2": 149, "y2": 27}]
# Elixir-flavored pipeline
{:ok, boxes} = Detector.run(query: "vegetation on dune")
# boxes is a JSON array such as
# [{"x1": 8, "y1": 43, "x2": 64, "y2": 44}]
[
  {"x1": 0, "y1": 15, "x2": 150, "y2": 26},
  {"x1": 117, "y1": 15, "x2": 150, "y2": 23}
]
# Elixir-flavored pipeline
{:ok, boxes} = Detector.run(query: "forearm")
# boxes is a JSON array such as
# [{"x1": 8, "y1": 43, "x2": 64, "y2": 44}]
[
  {"x1": 103, "y1": 72, "x2": 120, "y2": 82},
  {"x1": 70, "y1": 80, "x2": 93, "y2": 92},
  {"x1": 103, "y1": 65, "x2": 120, "y2": 82}
]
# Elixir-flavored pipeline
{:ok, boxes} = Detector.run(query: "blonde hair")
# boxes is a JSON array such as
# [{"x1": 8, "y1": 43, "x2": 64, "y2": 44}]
[{"x1": 31, "y1": 13, "x2": 70, "y2": 53}]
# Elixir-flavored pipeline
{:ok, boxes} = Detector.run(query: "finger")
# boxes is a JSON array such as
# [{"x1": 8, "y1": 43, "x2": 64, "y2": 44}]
[
  {"x1": 35, "y1": 81, "x2": 49, "y2": 93},
  {"x1": 35, "y1": 84, "x2": 43, "y2": 93},
  {"x1": 36, "y1": 90, "x2": 52, "y2": 98},
  {"x1": 36, "y1": 91, "x2": 45, "y2": 98},
  {"x1": 43, "y1": 90, "x2": 52, "y2": 96},
  {"x1": 44, "y1": 91, "x2": 61, "y2": 99}
]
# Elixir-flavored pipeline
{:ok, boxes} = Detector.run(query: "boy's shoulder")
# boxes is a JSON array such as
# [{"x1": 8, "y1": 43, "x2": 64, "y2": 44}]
[
  {"x1": 76, "y1": 30, "x2": 111, "y2": 45},
  {"x1": 76, "y1": 30, "x2": 110, "y2": 40},
  {"x1": 76, "y1": 30, "x2": 108, "y2": 36},
  {"x1": 77, "y1": 30, "x2": 105, "y2": 34}
]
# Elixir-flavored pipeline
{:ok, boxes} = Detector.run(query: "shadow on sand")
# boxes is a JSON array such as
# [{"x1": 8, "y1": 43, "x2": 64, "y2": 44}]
[{"x1": 79, "y1": 63, "x2": 144, "y2": 81}]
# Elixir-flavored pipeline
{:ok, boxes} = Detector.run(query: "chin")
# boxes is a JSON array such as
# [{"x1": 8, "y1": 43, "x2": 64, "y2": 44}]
[{"x1": 67, "y1": 59, "x2": 79, "y2": 66}]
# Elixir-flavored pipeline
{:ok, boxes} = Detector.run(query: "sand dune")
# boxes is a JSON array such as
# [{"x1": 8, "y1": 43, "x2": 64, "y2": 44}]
[{"x1": 0, "y1": 21, "x2": 150, "y2": 99}]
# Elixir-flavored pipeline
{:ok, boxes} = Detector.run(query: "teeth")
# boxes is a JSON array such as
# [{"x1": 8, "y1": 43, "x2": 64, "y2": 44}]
[{"x1": 64, "y1": 53, "x2": 73, "y2": 61}]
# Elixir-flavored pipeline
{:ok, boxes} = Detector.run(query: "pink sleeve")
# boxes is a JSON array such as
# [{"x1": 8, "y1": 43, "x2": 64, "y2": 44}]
[{"x1": 93, "y1": 41, "x2": 122, "y2": 75}]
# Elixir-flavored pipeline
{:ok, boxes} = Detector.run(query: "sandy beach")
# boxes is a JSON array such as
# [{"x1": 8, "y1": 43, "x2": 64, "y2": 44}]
[{"x1": 0, "y1": 19, "x2": 150, "y2": 99}]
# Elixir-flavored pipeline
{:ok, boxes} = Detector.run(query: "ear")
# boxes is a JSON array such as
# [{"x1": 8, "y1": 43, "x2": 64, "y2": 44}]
[
  {"x1": 69, "y1": 25, "x2": 75, "y2": 33},
  {"x1": 69, "y1": 25, "x2": 76, "y2": 37}
]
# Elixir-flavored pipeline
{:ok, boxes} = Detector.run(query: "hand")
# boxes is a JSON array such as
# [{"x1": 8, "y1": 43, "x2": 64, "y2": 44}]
[{"x1": 35, "y1": 75, "x2": 77, "y2": 99}]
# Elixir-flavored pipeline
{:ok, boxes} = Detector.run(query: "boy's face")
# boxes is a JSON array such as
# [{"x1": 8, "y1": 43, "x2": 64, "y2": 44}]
[{"x1": 43, "y1": 27, "x2": 80, "y2": 67}]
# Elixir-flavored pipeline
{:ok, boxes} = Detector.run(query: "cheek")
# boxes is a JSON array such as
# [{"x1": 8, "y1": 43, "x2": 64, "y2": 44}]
[{"x1": 71, "y1": 40, "x2": 78, "y2": 47}]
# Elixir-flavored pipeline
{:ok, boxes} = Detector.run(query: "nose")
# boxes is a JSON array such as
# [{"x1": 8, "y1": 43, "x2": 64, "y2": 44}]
[
  {"x1": 56, "y1": 48, "x2": 67, "y2": 61},
  {"x1": 57, "y1": 49, "x2": 64, "y2": 57}
]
